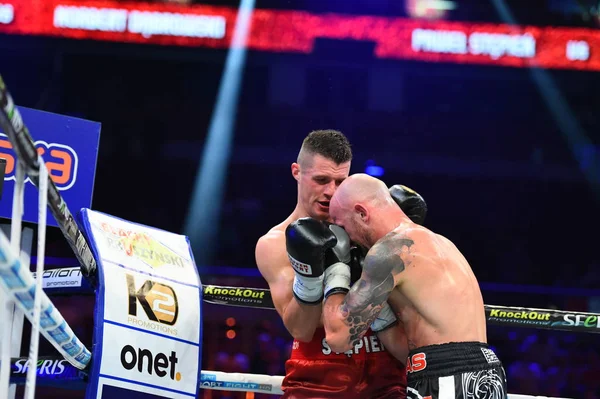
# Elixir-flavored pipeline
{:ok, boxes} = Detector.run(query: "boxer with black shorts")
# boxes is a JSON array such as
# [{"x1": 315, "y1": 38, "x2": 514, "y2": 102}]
[{"x1": 322, "y1": 174, "x2": 508, "y2": 399}]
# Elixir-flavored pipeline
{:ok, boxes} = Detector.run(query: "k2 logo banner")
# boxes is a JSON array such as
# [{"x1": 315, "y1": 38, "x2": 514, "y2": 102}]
[
  {"x1": 127, "y1": 273, "x2": 179, "y2": 326},
  {"x1": 78, "y1": 209, "x2": 201, "y2": 399}
]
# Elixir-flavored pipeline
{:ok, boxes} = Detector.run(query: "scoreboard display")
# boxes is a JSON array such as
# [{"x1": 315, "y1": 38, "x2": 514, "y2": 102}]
[{"x1": 0, "y1": 0, "x2": 599, "y2": 71}]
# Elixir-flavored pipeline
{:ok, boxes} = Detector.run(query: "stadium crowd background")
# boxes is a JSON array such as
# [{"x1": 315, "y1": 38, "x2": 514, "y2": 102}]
[{"x1": 0, "y1": 0, "x2": 599, "y2": 397}]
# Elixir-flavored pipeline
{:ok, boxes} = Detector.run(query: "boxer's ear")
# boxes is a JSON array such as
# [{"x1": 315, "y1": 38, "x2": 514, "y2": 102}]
[
  {"x1": 355, "y1": 204, "x2": 368, "y2": 222},
  {"x1": 291, "y1": 163, "x2": 300, "y2": 182}
]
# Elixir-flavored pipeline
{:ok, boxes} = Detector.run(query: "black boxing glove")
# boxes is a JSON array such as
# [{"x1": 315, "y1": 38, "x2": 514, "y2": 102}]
[
  {"x1": 349, "y1": 246, "x2": 366, "y2": 285},
  {"x1": 322, "y1": 224, "x2": 352, "y2": 300},
  {"x1": 389, "y1": 184, "x2": 428, "y2": 225},
  {"x1": 286, "y1": 218, "x2": 338, "y2": 305}
]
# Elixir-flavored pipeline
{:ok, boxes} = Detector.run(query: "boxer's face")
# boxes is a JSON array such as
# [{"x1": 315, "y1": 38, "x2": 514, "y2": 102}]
[
  {"x1": 330, "y1": 202, "x2": 377, "y2": 250},
  {"x1": 293, "y1": 154, "x2": 350, "y2": 221}
]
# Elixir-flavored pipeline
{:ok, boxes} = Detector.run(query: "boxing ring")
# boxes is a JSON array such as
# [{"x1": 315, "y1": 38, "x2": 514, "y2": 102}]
[{"x1": 0, "y1": 76, "x2": 596, "y2": 398}]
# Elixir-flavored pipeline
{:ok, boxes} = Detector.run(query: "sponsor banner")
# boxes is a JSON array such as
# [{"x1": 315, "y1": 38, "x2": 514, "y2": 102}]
[
  {"x1": 1, "y1": 1, "x2": 600, "y2": 71},
  {"x1": 486, "y1": 308, "x2": 553, "y2": 328},
  {"x1": 11, "y1": 358, "x2": 73, "y2": 379},
  {"x1": 202, "y1": 285, "x2": 273, "y2": 310},
  {"x1": 78, "y1": 208, "x2": 202, "y2": 399},
  {"x1": 485, "y1": 305, "x2": 600, "y2": 334},
  {"x1": 551, "y1": 313, "x2": 600, "y2": 331},
  {"x1": 79, "y1": 209, "x2": 198, "y2": 285},
  {"x1": 31, "y1": 266, "x2": 94, "y2": 296},
  {"x1": 200, "y1": 374, "x2": 273, "y2": 393},
  {"x1": 96, "y1": 322, "x2": 199, "y2": 398},
  {"x1": 9, "y1": 357, "x2": 87, "y2": 389},
  {"x1": 199, "y1": 371, "x2": 283, "y2": 394},
  {"x1": 102, "y1": 262, "x2": 200, "y2": 343},
  {"x1": 0, "y1": 107, "x2": 100, "y2": 227},
  {"x1": 33, "y1": 266, "x2": 83, "y2": 289}
]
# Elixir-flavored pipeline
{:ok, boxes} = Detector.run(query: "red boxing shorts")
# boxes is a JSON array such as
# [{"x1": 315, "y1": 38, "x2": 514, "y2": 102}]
[{"x1": 281, "y1": 328, "x2": 406, "y2": 399}]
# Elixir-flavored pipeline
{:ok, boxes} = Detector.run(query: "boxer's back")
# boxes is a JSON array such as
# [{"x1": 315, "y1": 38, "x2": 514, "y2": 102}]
[{"x1": 384, "y1": 226, "x2": 487, "y2": 349}]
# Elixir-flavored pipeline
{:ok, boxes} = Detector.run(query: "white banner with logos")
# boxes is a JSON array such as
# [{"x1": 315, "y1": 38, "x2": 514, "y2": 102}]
[
  {"x1": 78, "y1": 208, "x2": 202, "y2": 399},
  {"x1": 33, "y1": 267, "x2": 83, "y2": 289}
]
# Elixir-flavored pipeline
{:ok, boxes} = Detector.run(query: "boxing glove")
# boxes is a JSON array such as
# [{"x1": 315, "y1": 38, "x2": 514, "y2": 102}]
[
  {"x1": 389, "y1": 184, "x2": 428, "y2": 225},
  {"x1": 349, "y1": 246, "x2": 366, "y2": 285},
  {"x1": 323, "y1": 224, "x2": 352, "y2": 300},
  {"x1": 371, "y1": 302, "x2": 398, "y2": 332},
  {"x1": 286, "y1": 217, "x2": 337, "y2": 305}
]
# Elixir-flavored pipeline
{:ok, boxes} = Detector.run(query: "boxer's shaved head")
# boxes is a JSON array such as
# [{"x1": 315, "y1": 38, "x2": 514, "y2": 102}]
[
  {"x1": 333, "y1": 174, "x2": 391, "y2": 209},
  {"x1": 330, "y1": 174, "x2": 399, "y2": 249},
  {"x1": 297, "y1": 130, "x2": 352, "y2": 168}
]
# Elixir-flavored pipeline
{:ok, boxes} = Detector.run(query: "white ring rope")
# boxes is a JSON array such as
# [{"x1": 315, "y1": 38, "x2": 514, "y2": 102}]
[
  {"x1": 24, "y1": 160, "x2": 48, "y2": 399},
  {"x1": 201, "y1": 370, "x2": 284, "y2": 394},
  {"x1": 0, "y1": 228, "x2": 91, "y2": 370},
  {"x1": 0, "y1": 159, "x2": 25, "y2": 398},
  {"x1": 199, "y1": 370, "x2": 572, "y2": 398}
]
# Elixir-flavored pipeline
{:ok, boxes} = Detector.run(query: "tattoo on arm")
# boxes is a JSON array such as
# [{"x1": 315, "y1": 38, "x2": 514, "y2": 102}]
[{"x1": 339, "y1": 233, "x2": 414, "y2": 347}]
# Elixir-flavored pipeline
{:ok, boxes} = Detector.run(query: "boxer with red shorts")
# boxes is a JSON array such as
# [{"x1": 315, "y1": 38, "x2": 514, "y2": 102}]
[
  {"x1": 284, "y1": 328, "x2": 406, "y2": 398},
  {"x1": 256, "y1": 130, "x2": 428, "y2": 398}
]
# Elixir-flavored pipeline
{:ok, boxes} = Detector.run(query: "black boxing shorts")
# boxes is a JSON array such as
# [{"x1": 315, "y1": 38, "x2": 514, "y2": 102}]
[
  {"x1": 282, "y1": 328, "x2": 406, "y2": 399},
  {"x1": 406, "y1": 342, "x2": 507, "y2": 399}
]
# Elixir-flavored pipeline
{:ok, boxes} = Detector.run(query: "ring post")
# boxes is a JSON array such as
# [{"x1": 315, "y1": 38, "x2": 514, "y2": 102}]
[{"x1": 78, "y1": 208, "x2": 202, "y2": 399}]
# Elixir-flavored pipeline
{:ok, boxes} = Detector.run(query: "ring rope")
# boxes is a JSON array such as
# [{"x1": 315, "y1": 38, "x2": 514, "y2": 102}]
[
  {"x1": 35, "y1": 270, "x2": 600, "y2": 335},
  {"x1": 0, "y1": 235, "x2": 91, "y2": 370},
  {"x1": 200, "y1": 371, "x2": 571, "y2": 398},
  {"x1": 202, "y1": 284, "x2": 600, "y2": 334},
  {"x1": 7, "y1": 357, "x2": 573, "y2": 399}
]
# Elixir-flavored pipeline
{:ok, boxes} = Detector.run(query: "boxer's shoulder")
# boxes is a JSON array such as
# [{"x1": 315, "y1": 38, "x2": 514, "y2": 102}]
[
  {"x1": 370, "y1": 229, "x2": 417, "y2": 256},
  {"x1": 255, "y1": 224, "x2": 289, "y2": 277},
  {"x1": 381, "y1": 225, "x2": 435, "y2": 251},
  {"x1": 256, "y1": 214, "x2": 301, "y2": 253},
  {"x1": 256, "y1": 224, "x2": 285, "y2": 252}
]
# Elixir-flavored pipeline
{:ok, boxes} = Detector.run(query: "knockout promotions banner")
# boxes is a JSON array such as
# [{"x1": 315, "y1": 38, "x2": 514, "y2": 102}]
[
  {"x1": 0, "y1": 107, "x2": 100, "y2": 227},
  {"x1": 78, "y1": 208, "x2": 202, "y2": 399}
]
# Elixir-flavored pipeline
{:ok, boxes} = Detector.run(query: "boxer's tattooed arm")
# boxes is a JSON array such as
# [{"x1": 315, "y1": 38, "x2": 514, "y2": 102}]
[{"x1": 339, "y1": 233, "x2": 414, "y2": 347}]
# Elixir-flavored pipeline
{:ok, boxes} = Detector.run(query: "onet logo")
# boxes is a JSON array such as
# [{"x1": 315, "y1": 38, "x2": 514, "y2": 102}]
[
  {"x1": 127, "y1": 274, "x2": 179, "y2": 326},
  {"x1": 120, "y1": 345, "x2": 181, "y2": 381},
  {"x1": 0, "y1": 133, "x2": 78, "y2": 190}
]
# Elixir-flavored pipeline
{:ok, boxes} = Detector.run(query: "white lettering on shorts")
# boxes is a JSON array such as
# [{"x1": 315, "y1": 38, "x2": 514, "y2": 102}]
[{"x1": 321, "y1": 335, "x2": 386, "y2": 357}]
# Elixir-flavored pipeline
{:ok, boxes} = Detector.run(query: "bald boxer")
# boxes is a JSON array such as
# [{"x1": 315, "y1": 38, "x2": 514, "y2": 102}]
[
  {"x1": 256, "y1": 130, "x2": 427, "y2": 399},
  {"x1": 322, "y1": 174, "x2": 508, "y2": 399}
]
